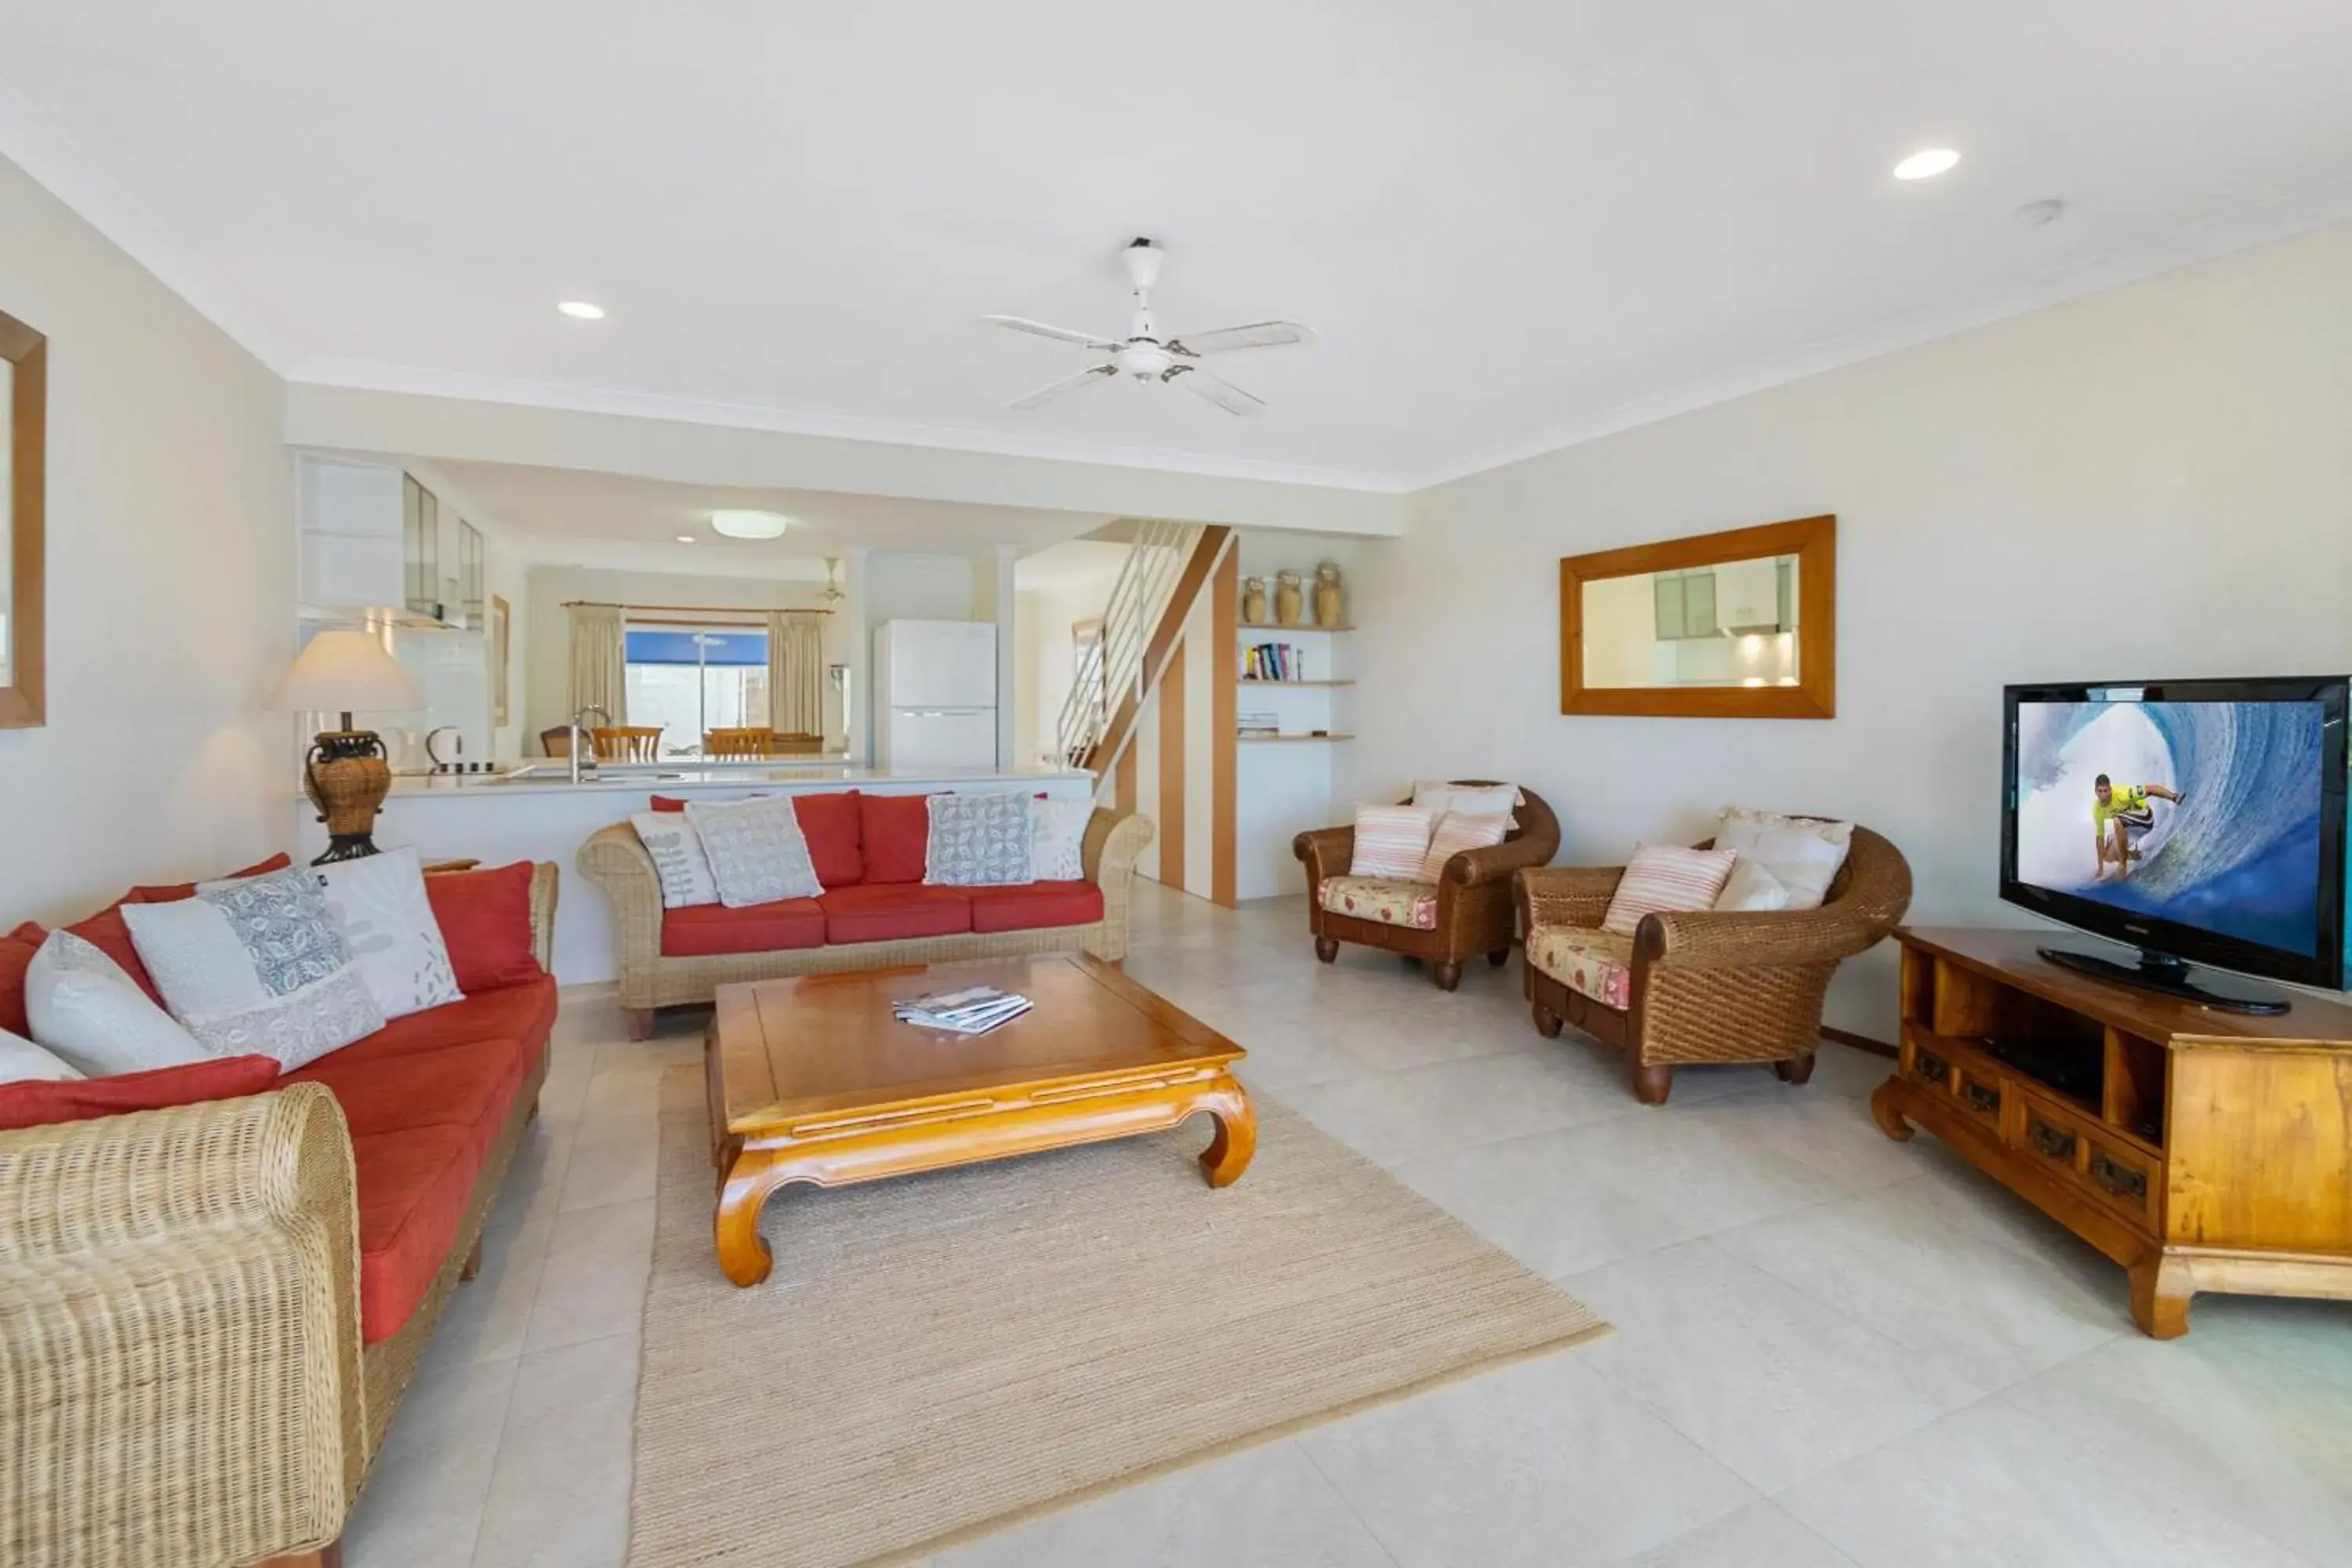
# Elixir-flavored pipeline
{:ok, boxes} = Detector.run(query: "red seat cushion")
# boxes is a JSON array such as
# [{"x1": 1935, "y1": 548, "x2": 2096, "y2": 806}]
[
  {"x1": 966, "y1": 880, "x2": 1105, "y2": 934},
  {"x1": 328, "y1": 977, "x2": 558, "y2": 1068},
  {"x1": 858, "y1": 793, "x2": 931, "y2": 885},
  {"x1": 791, "y1": 791, "x2": 863, "y2": 888},
  {"x1": 0, "y1": 1055, "x2": 280, "y2": 1134},
  {"x1": 661, "y1": 899, "x2": 827, "y2": 956},
  {"x1": 425, "y1": 863, "x2": 543, "y2": 993},
  {"x1": 285, "y1": 1036, "x2": 532, "y2": 1142},
  {"x1": 0, "y1": 921, "x2": 43, "y2": 1039},
  {"x1": 348, "y1": 1125, "x2": 481, "y2": 1344},
  {"x1": 818, "y1": 884, "x2": 971, "y2": 945}
]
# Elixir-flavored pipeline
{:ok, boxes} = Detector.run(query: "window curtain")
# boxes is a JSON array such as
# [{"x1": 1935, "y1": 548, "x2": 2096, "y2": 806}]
[
  {"x1": 568, "y1": 604, "x2": 628, "y2": 724},
  {"x1": 767, "y1": 610, "x2": 825, "y2": 738}
]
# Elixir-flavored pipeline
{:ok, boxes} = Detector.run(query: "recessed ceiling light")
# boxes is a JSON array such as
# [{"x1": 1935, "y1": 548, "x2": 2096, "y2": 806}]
[
  {"x1": 1893, "y1": 148, "x2": 1962, "y2": 181},
  {"x1": 675, "y1": 534, "x2": 696, "y2": 543},
  {"x1": 710, "y1": 510, "x2": 790, "y2": 540},
  {"x1": 557, "y1": 300, "x2": 605, "y2": 320}
]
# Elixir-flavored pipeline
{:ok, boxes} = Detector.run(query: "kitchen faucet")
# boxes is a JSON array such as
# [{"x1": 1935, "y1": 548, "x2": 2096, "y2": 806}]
[{"x1": 565, "y1": 704, "x2": 613, "y2": 784}]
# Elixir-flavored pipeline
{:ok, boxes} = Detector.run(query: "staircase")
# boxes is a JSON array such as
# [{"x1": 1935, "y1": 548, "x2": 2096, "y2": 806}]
[{"x1": 1055, "y1": 521, "x2": 1232, "y2": 776}]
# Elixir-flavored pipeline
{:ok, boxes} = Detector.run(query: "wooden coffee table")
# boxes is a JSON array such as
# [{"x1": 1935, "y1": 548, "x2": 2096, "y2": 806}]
[{"x1": 704, "y1": 953, "x2": 1254, "y2": 1287}]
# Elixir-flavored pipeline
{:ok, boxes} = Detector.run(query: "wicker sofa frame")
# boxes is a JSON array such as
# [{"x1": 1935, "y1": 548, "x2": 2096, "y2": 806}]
[
  {"x1": 1515, "y1": 826, "x2": 1911, "y2": 1104},
  {"x1": 577, "y1": 807, "x2": 1153, "y2": 1037},
  {"x1": 1294, "y1": 783, "x2": 1563, "y2": 990},
  {"x1": 0, "y1": 863, "x2": 560, "y2": 1568}
]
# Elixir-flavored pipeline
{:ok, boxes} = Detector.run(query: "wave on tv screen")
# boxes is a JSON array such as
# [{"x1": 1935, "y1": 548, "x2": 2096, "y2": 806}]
[{"x1": 2014, "y1": 699, "x2": 2326, "y2": 957}]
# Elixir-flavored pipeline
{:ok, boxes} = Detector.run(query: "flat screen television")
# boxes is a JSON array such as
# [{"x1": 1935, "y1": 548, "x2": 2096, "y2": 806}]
[{"x1": 2001, "y1": 676, "x2": 2349, "y2": 1014}]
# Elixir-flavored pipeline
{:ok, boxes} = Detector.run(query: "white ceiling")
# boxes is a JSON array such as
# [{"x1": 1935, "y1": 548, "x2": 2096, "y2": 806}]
[
  {"x1": 420, "y1": 459, "x2": 1112, "y2": 572},
  {"x1": 7, "y1": 2, "x2": 2351, "y2": 488}
]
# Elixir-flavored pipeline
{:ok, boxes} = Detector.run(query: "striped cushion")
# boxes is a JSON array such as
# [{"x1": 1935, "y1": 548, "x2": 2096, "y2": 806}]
[
  {"x1": 1348, "y1": 805, "x2": 1439, "y2": 880},
  {"x1": 1419, "y1": 811, "x2": 1510, "y2": 881},
  {"x1": 1600, "y1": 844, "x2": 1738, "y2": 937}
]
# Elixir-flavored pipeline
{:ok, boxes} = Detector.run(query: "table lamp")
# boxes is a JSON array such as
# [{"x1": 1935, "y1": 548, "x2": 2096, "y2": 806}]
[{"x1": 270, "y1": 629, "x2": 424, "y2": 863}]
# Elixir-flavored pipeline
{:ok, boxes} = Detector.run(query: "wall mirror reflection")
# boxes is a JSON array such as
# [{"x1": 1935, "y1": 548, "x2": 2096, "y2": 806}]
[{"x1": 1560, "y1": 514, "x2": 1835, "y2": 719}]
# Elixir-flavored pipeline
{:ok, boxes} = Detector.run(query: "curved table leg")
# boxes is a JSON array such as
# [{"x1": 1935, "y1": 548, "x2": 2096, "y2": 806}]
[
  {"x1": 1869, "y1": 1079, "x2": 1915, "y2": 1142},
  {"x1": 1197, "y1": 1080, "x2": 1258, "y2": 1189},
  {"x1": 715, "y1": 1146, "x2": 787, "y2": 1287}
]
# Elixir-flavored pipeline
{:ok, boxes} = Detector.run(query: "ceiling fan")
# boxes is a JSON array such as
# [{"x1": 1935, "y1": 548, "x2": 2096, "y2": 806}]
[{"x1": 985, "y1": 238, "x2": 1314, "y2": 416}]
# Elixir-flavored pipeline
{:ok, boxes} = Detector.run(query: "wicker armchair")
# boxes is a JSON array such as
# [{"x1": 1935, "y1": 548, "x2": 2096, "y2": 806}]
[
  {"x1": 1294, "y1": 783, "x2": 1563, "y2": 990},
  {"x1": 1515, "y1": 825, "x2": 1911, "y2": 1104}
]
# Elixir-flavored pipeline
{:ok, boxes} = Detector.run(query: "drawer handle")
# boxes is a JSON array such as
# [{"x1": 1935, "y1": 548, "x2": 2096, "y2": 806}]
[
  {"x1": 1914, "y1": 1051, "x2": 1949, "y2": 1086},
  {"x1": 1962, "y1": 1081, "x2": 2000, "y2": 1114},
  {"x1": 2089, "y1": 1151, "x2": 2146, "y2": 1202},
  {"x1": 2028, "y1": 1121, "x2": 2076, "y2": 1160}
]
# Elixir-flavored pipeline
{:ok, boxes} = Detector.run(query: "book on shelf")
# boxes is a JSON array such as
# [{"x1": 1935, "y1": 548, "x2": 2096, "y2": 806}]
[
  {"x1": 1237, "y1": 708, "x2": 1280, "y2": 738},
  {"x1": 1242, "y1": 642, "x2": 1305, "y2": 681},
  {"x1": 893, "y1": 985, "x2": 1033, "y2": 1036}
]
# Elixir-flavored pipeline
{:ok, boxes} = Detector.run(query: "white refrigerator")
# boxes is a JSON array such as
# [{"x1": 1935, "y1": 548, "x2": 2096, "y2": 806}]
[{"x1": 873, "y1": 619, "x2": 999, "y2": 771}]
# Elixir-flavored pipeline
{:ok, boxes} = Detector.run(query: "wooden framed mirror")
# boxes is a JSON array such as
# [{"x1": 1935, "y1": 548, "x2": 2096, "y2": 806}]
[
  {"x1": 1559, "y1": 514, "x2": 1835, "y2": 720},
  {"x1": 0, "y1": 307, "x2": 45, "y2": 728}
]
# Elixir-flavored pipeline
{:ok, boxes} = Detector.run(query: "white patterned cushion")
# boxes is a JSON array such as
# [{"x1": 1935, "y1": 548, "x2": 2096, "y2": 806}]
[
  {"x1": 122, "y1": 866, "x2": 383, "y2": 1071},
  {"x1": 1600, "y1": 844, "x2": 1738, "y2": 938},
  {"x1": 632, "y1": 810, "x2": 720, "y2": 909},
  {"x1": 25, "y1": 932, "x2": 211, "y2": 1076},
  {"x1": 1318, "y1": 875, "x2": 1440, "y2": 930},
  {"x1": 1419, "y1": 810, "x2": 1510, "y2": 882},
  {"x1": 927, "y1": 793, "x2": 1036, "y2": 887},
  {"x1": 1715, "y1": 808, "x2": 1853, "y2": 910},
  {"x1": 1411, "y1": 781, "x2": 1518, "y2": 818},
  {"x1": 685, "y1": 795, "x2": 824, "y2": 907},
  {"x1": 1713, "y1": 856, "x2": 1792, "y2": 913},
  {"x1": 1348, "y1": 804, "x2": 1439, "y2": 880},
  {"x1": 1526, "y1": 925, "x2": 1635, "y2": 1011},
  {"x1": 1030, "y1": 797, "x2": 1092, "y2": 883},
  {"x1": 1, "y1": 1025, "x2": 84, "y2": 1084},
  {"x1": 313, "y1": 848, "x2": 463, "y2": 1019}
]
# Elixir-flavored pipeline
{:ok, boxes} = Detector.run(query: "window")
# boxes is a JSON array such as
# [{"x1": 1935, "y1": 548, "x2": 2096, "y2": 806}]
[{"x1": 623, "y1": 626, "x2": 768, "y2": 755}]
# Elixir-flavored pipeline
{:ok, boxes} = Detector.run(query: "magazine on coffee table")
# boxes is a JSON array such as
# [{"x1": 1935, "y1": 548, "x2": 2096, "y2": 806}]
[{"x1": 894, "y1": 984, "x2": 1033, "y2": 1036}]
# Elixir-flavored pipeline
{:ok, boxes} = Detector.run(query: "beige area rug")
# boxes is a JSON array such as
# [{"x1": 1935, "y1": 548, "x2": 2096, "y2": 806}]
[{"x1": 628, "y1": 1065, "x2": 1606, "y2": 1566}]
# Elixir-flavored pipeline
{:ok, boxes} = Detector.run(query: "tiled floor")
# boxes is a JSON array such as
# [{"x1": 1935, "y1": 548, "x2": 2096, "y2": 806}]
[{"x1": 346, "y1": 886, "x2": 2352, "y2": 1566}]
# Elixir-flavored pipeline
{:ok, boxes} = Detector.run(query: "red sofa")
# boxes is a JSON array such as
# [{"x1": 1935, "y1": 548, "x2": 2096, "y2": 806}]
[
  {"x1": 578, "y1": 789, "x2": 1154, "y2": 1037},
  {"x1": 0, "y1": 858, "x2": 561, "y2": 1568}
]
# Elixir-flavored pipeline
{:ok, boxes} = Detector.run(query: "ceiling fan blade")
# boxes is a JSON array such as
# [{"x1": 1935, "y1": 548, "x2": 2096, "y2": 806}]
[
  {"x1": 983, "y1": 314, "x2": 1120, "y2": 350},
  {"x1": 1010, "y1": 364, "x2": 1116, "y2": 410},
  {"x1": 1166, "y1": 321, "x2": 1316, "y2": 356},
  {"x1": 1165, "y1": 365, "x2": 1265, "y2": 417}
]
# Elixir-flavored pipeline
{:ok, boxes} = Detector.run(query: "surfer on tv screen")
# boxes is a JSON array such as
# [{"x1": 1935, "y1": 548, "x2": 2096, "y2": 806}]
[{"x1": 2092, "y1": 774, "x2": 2183, "y2": 881}]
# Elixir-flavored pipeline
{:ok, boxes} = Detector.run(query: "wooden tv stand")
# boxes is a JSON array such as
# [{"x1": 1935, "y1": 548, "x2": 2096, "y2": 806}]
[{"x1": 1871, "y1": 927, "x2": 2352, "y2": 1339}]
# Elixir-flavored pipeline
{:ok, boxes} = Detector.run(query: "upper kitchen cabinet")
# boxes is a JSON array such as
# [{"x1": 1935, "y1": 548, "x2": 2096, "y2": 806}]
[{"x1": 301, "y1": 455, "x2": 477, "y2": 626}]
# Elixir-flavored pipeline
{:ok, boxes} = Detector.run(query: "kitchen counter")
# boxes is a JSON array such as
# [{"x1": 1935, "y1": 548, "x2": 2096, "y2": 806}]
[{"x1": 297, "y1": 764, "x2": 1098, "y2": 983}]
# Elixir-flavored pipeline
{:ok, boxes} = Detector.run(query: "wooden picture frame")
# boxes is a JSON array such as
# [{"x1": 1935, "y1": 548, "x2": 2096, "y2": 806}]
[
  {"x1": 490, "y1": 593, "x2": 511, "y2": 726},
  {"x1": 0, "y1": 307, "x2": 45, "y2": 728},
  {"x1": 1559, "y1": 514, "x2": 1835, "y2": 720}
]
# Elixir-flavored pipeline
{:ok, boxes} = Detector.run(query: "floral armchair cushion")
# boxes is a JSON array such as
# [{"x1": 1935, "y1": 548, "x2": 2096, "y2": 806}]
[
  {"x1": 1317, "y1": 876, "x2": 1439, "y2": 931},
  {"x1": 1526, "y1": 924, "x2": 1635, "y2": 1011}
]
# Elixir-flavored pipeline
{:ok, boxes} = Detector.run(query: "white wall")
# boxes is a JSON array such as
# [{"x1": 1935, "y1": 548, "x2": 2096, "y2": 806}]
[
  {"x1": 1354, "y1": 219, "x2": 2352, "y2": 1031},
  {"x1": 1012, "y1": 539, "x2": 1130, "y2": 768},
  {"x1": 523, "y1": 563, "x2": 843, "y2": 750},
  {"x1": 0, "y1": 151, "x2": 294, "y2": 923}
]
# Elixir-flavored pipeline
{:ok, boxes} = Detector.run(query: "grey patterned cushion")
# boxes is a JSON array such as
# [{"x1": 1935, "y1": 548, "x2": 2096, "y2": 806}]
[
  {"x1": 684, "y1": 795, "x2": 824, "y2": 907},
  {"x1": 925, "y1": 793, "x2": 1036, "y2": 887},
  {"x1": 120, "y1": 866, "x2": 384, "y2": 1070}
]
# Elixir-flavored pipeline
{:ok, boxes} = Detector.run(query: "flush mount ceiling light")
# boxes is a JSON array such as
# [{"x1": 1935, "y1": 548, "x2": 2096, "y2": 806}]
[
  {"x1": 1893, "y1": 147, "x2": 1962, "y2": 181},
  {"x1": 675, "y1": 534, "x2": 696, "y2": 543},
  {"x1": 557, "y1": 300, "x2": 606, "y2": 320},
  {"x1": 709, "y1": 510, "x2": 789, "y2": 539}
]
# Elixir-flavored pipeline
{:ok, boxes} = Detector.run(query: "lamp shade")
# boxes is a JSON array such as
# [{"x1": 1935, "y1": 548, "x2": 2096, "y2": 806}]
[{"x1": 270, "y1": 630, "x2": 424, "y2": 715}]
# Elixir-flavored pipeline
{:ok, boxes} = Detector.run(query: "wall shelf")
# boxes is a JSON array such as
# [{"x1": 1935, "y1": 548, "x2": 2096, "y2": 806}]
[
  {"x1": 1240, "y1": 623, "x2": 1352, "y2": 633},
  {"x1": 1238, "y1": 678, "x2": 1354, "y2": 687},
  {"x1": 1238, "y1": 733, "x2": 1355, "y2": 743}
]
